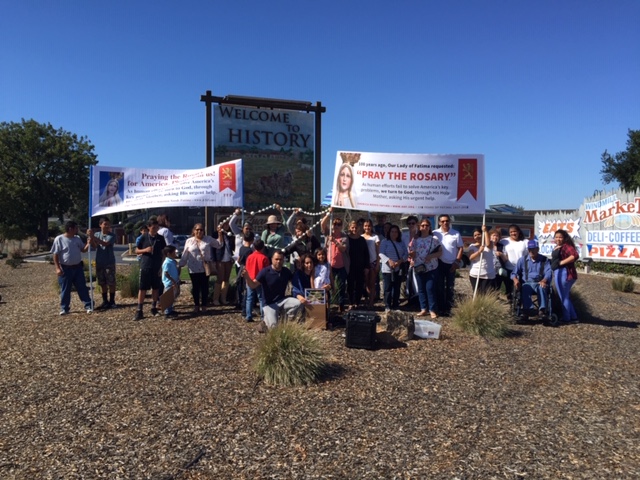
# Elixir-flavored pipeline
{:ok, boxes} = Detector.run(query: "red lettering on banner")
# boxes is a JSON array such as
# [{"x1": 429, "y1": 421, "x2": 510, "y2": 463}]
[
  {"x1": 219, "y1": 165, "x2": 237, "y2": 192},
  {"x1": 457, "y1": 159, "x2": 477, "y2": 201}
]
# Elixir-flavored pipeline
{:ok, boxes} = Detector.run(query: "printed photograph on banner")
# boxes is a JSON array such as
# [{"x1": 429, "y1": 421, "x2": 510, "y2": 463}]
[
  {"x1": 331, "y1": 151, "x2": 485, "y2": 214},
  {"x1": 98, "y1": 171, "x2": 125, "y2": 207},
  {"x1": 214, "y1": 105, "x2": 315, "y2": 211},
  {"x1": 90, "y1": 159, "x2": 244, "y2": 217}
]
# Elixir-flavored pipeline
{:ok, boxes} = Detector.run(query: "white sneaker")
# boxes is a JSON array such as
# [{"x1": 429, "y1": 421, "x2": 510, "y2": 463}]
[
  {"x1": 86, "y1": 308, "x2": 93, "y2": 314},
  {"x1": 59, "y1": 309, "x2": 69, "y2": 316}
]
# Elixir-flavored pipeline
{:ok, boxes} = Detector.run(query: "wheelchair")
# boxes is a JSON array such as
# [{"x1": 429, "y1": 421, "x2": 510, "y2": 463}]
[{"x1": 511, "y1": 281, "x2": 559, "y2": 327}]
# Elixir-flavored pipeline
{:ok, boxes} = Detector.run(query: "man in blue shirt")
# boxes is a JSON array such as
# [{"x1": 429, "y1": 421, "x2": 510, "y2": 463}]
[
  {"x1": 243, "y1": 250, "x2": 302, "y2": 333},
  {"x1": 512, "y1": 239, "x2": 552, "y2": 319}
]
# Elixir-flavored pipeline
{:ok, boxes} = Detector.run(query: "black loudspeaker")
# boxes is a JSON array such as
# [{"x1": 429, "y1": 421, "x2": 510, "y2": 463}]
[{"x1": 345, "y1": 311, "x2": 381, "y2": 350}]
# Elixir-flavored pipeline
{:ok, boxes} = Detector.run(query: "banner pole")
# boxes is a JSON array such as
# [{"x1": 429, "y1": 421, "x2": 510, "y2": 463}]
[
  {"x1": 87, "y1": 166, "x2": 95, "y2": 309},
  {"x1": 472, "y1": 213, "x2": 486, "y2": 301}
]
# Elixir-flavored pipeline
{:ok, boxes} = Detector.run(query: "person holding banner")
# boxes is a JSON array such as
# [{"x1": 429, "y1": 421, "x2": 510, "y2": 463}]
[
  {"x1": 51, "y1": 221, "x2": 94, "y2": 315},
  {"x1": 433, "y1": 214, "x2": 464, "y2": 316},
  {"x1": 467, "y1": 225, "x2": 496, "y2": 294},
  {"x1": 379, "y1": 225, "x2": 409, "y2": 312},
  {"x1": 179, "y1": 223, "x2": 220, "y2": 315},
  {"x1": 321, "y1": 211, "x2": 348, "y2": 313},
  {"x1": 333, "y1": 163, "x2": 356, "y2": 208},
  {"x1": 261, "y1": 205, "x2": 288, "y2": 258}
]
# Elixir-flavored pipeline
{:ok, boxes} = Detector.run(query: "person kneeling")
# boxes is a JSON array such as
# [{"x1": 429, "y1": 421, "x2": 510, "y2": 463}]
[
  {"x1": 242, "y1": 251, "x2": 303, "y2": 333},
  {"x1": 512, "y1": 240, "x2": 552, "y2": 320}
]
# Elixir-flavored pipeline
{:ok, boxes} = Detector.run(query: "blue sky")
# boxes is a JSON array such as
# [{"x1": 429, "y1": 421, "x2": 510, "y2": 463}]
[{"x1": 2, "y1": 1, "x2": 638, "y2": 211}]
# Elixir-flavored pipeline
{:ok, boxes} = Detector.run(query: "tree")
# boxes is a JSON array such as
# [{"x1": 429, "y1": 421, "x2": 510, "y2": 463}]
[
  {"x1": 0, "y1": 119, "x2": 98, "y2": 244},
  {"x1": 600, "y1": 129, "x2": 640, "y2": 191}
]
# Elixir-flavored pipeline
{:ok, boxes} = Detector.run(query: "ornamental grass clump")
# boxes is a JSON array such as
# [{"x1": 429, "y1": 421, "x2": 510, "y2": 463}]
[
  {"x1": 254, "y1": 322, "x2": 326, "y2": 387},
  {"x1": 612, "y1": 276, "x2": 636, "y2": 293},
  {"x1": 453, "y1": 292, "x2": 510, "y2": 338}
]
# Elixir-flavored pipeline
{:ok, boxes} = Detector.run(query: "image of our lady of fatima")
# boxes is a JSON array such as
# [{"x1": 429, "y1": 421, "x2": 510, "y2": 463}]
[{"x1": 334, "y1": 152, "x2": 362, "y2": 209}]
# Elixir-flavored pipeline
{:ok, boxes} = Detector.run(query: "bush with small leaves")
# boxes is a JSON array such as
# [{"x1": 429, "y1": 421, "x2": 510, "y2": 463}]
[
  {"x1": 453, "y1": 292, "x2": 511, "y2": 338},
  {"x1": 611, "y1": 276, "x2": 635, "y2": 293},
  {"x1": 254, "y1": 322, "x2": 326, "y2": 387},
  {"x1": 6, "y1": 258, "x2": 23, "y2": 269}
]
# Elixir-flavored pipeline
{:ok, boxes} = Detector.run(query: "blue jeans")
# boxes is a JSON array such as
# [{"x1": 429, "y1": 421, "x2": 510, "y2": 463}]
[
  {"x1": 382, "y1": 272, "x2": 402, "y2": 310},
  {"x1": 554, "y1": 268, "x2": 577, "y2": 321},
  {"x1": 436, "y1": 260, "x2": 456, "y2": 314},
  {"x1": 416, "y1": 269, "x2": 438, "y2": 313},
  {"x1": 245, "y1": 285, "x2": 265, "y2": 321},
  {"x1": 59, "y1": 264, "x2": 92, "y2": 312},
  {"x1": 520, "y1": 282, "x2": 549, "y2": 311}
]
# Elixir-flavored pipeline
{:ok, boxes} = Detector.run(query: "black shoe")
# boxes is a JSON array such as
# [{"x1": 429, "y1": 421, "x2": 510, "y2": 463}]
[
  {"x1": 98, "y1": 301, "x2": 110, "y2": 310},
  {"x1": 561, "y1": 319, "x2": 579, "y2": 325},
  {"x1": 133, "y1": 310, "x2": 143, "y2": 321},
  {"x1": 165, "y1": 310, "x2": 179, "y2": 319},
  {"x1": 150, "y1": 308, "x2": 160, "y2": 317}
]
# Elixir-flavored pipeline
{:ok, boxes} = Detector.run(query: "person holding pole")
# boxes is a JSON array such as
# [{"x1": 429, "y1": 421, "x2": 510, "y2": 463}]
[{"x1": 51, "y1": 221, "x2": 94, "y2": 315}]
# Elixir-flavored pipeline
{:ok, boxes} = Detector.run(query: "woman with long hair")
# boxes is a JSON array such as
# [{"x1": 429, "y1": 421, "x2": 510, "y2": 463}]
[
  {"x1": 552, "y1": 229, "x2": 580, "y2": 324},
  {"x1": 346, "y1": 220, "x2": 370, "y2": 309},
  {"x1": 334, "y1": 163, "x2": 356, "y2": 208},
  {"x1": 467, "y1": 225, "x2": 496, "y2": 294},
  {"x1": 99, "y1": 179, "x2": 123, "y2": 207},
  {"x1": 409, "y1": 219, "x2": 441, "y2": 318},
  {"x1": 178, "y1": 223, "x2": 220, "y2": 314},
  {"x1": 362, "y1": 219, "x2": 380, "y2": 308},
  {"x1": 213, "y1": 221, "x2": 234, "y2": 305},
  {"x1": 379, "y1": 224, "x2": 408, "y2": 311},
  {"x1": 500, "y1": 224, "x2": 527, "y2": 301}
]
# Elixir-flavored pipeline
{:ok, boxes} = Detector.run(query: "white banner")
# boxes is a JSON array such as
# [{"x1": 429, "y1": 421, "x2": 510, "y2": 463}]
[
  {"x1": 331, "y1": 152, "x2": 485, "y2": 214},
  {"x1": 90, "y1": 159, "x2": 243, "y2": 217}
]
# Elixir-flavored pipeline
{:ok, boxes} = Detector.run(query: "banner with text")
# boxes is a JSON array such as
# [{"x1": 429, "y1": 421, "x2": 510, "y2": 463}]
[
  {"x1": 331, "y1": 152, "x2": 485, "y2": 214},
  {"x1": 90, "y1": 159, "x2": 243, "y2": 217}
]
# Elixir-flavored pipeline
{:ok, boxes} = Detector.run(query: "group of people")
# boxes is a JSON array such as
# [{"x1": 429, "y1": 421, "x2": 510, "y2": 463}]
[
  {"x1": 51, "y1": 208, "x2": 581, "y2": 330},
  {"x1": 465, "y1": 223, "x2": 581, "y2": 324}
]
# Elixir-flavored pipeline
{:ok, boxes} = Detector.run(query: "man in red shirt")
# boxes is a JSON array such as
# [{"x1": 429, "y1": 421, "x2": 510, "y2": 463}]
[{"x1": 244, "y1": 239, "x2": 270, "y2": 322}]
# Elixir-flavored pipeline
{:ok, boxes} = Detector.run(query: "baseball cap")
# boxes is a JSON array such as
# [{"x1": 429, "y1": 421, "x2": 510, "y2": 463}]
[{"x1": 527, "y1": 239, "x2": 539, "y2": 249}]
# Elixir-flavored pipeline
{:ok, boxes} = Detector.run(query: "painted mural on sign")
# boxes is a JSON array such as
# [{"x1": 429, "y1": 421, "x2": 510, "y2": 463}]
[
  {"x1": 535, "y1": 188, "x2": 640, "y2": 264},
  {"x1": 214, "y1": 105, "x2": 314, "y2": 211}
]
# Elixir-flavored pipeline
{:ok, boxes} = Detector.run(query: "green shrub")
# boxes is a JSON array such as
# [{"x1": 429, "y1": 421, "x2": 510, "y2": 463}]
[
  {"x1": 254, "y1": 322, "x2": 326, "y2": 387},
  {"x1": 612, "y1": 276, "x2": 636, "y2": 293},
  {"x1": 119, "y1": 264, "x2": 140, "y2": 298},
  {"x1": 6, "y1": 258, "x2": 23, "y2": 269},
  {"x1": 453, "y1": 292, "x2": 511, "y2": 338}
]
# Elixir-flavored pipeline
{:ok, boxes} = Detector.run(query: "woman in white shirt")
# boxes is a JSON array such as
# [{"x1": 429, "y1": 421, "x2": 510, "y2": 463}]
[
  {"x1": 179, "y1": 223, "x2": 221, "y2": 314},
  {"x1": 468, "y1": 225, "x2": 496, "y2": 294},
  {"x1": 500, "y1": 224, "x2": 528, "y2": 301}
]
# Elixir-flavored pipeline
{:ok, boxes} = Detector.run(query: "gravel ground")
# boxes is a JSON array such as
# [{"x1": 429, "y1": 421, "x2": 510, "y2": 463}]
[{"x1": 0, "y1": 261, "x2": 639, "y2": 479}]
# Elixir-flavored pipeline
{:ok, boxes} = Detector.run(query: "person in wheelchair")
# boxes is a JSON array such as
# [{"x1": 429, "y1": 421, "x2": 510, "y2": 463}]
[{"x1": 511, "y1": 239, "x2": 552, "y2": 320}]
